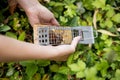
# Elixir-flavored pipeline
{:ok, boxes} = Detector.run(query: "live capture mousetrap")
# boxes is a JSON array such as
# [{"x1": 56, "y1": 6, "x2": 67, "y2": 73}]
[{"x1": 33, "y1": 25, "x2": 96, "y2": 46}]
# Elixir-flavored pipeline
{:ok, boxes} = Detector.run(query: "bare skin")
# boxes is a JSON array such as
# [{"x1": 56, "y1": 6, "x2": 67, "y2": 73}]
[
  {"x1": 0, "y1": 35, "x2": 81, "y2": 62},
  {"x1": 17, "y1": 0, "x2": 59, "y2": 26},
  {"x1": 0, "y1": 0, "x2": 81, "y2": 62}
]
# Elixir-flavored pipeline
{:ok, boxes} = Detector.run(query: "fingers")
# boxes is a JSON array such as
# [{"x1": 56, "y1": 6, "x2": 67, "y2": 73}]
[
  {"x1": 28, "y1": 15, "x2": 59, "y2": 27},
  {"x1": 27, "y1": 13, "x2": 40, "y2": 27},
  {"x1": 50, "y1": 18, "x2": 60, "y2": 26},
  {"x1": 48, "y1": 36, "x2": 81, "y2": 61},
  {"x1": 71, "y1": 36, "x2": 81, "y2": 48},
  {"x1": 25, "y1": 5, "x2": 59, "y2": 26}
]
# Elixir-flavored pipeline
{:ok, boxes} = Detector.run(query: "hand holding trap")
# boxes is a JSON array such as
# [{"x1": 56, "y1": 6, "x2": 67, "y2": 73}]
[{"x1": 33, "y1": 25, "x2": 96, "y2": 46}]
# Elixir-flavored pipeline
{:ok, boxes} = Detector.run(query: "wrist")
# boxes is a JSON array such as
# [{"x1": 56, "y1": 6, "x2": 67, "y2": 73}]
[{"x1": 16, "y1": 0, "x2": 41, "y2": 12}]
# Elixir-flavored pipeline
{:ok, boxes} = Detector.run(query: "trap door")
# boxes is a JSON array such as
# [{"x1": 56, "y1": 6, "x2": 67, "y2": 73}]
[{"x1": 72, "y1": 26, "x2": 94, "y2": 44}]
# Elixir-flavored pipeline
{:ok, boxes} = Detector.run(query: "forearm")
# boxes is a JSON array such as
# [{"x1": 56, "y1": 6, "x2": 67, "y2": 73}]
[
  {"x1": 0, "y1": 35, "x2": 74, "y2": 62},
  {"x1": 0, "y1": 35, "x2": 57, "y2": 62}
]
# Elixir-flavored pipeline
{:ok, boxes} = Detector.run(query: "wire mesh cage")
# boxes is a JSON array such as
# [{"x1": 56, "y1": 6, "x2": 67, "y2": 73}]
[{"x1": 33, "y1": 25, "x2": 95, "y2": 46}]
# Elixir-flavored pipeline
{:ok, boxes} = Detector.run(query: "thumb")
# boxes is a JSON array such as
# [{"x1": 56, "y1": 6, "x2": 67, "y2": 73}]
[{"x1": 71, "y1": 36, "x2": 81, "y2": 48}]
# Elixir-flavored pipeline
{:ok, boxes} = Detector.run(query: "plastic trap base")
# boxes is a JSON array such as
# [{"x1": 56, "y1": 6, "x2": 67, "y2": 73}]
[{"x1": 33, "y1": 25, "x2": 95, "y2": 46}]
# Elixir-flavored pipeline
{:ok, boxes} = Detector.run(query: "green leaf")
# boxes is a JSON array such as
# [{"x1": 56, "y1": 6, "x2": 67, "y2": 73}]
[
  {"x1": 10, "y1": 72, "x2": 21, "y2": 80},
  {"x1": 85, "y1": 67, "x2": 97, "y2": 80},
  {"x1": 106, "y1": 7, "x2": 115, "y2": 18},
  {"x1": 100, "y1": 34, "x2": 108, "y2": 40},
  {"x1": 20, "y1": 60, "x2": 38, "y2": 78},
  {"x1": 95, "y1": 59, "x2": 109, "y2": 77},
  {"x1": 33, "y1": 73, "x2": 41, "y2": 80},
  {"x1": 111, "y1": 14, "x2": 120, "y2": 23},
  {"x1": 6, "y1": 68, "x2": 14, "y2": 77},
  {"x1": 100, "y1": 19, "x2": 106, "y2": 28},
  {"x1": 18, "y1": 31, "x2": 26, "y2": 41},
  {"x1": 20, "y1": 60, "x2": 36, "y2": 66},
  {"x1": 53, "y1": 74, "x2": 67, "y2": 80},
  {"x1": 92, "y1": 0, "x2": 106, "y2": 9},
  {"x1": 77, "y1": 60, "x2": 86, "y2": 71},
  {"x1": 49, "y1": 1, "x2": 64, "y2": 7},
  {"x1": 13, "y1": 17, "x2": 20, "y2": 31},
  {"x1": 76, "y1": 71, "x2": 85, "y2": 78},
  {"x1": 64, "y1": 5, "x2": 77, "y2": 17},
  {"x1": 26, "y1": 63, "x2": 38, "y2": 79},
  {"x1": 60, "y1": 16, "x2": 68, "y2": 24},
  {"x1": 37, "y1": 60, "x2": 50, "y2": 67},
  {"x1": 73, "y1": 51, "x2": 83, "y2": 60},
  {"x1": 104, "y1": 39, "x2": 113, "y2": 47},
  {"x1": 68, "y1": 60, "x2": 86, "y2": 72},
  {"x1": 68, "y1": 63, "x2": 81, "y2": 72},
  {"x1": 58, "y1": 66, "x2": 69, "y2": 75},
  {"x1": 115, "y1": 69, "x2": 120, "y2": 80},
  {"x1": 111, "y1": 63, "x2": 116, "y2": 70},
  {"x1": 97, "y1": 13, "x2": 102, "y2": 21},
  {"x1": 69, "y1": 16, "x2": 79, "y2": 26},
  {"x1": 5, "y1": 32, "x2": 17, "y2": 39},
  {"x1": 82, "y1": 0, "x2": 94, "y2": 10},
  {"x1": 67, "y1": 54, "x2": 74, "y2": 65},
  {"x1": 42, "y1": 74, "x2": 49, "y2": 80},
  {"x1": 0, "y1": 24, "x2": 11, "y2": 32},
  {"x1": 95, "y1": 59, "x2": 109, "y2": 71},
  {"x1": 104, "y1": 19, "x2": 113, "y2": 28},
  {"x1": 0, "y1": 78, "x2": 9, "y2": 80},
  {"x1": 81, "y1": 20, "x2": 87, "y2": 26},
  {"x1": 50, "y1": 64, "x2": 59, "y2": 72}
]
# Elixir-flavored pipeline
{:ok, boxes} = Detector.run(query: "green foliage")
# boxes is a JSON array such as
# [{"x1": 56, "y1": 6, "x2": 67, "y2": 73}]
[
  {"x1": 92, "y1": 0, "x2": 106, "y2": 9},
  {"x1": 0, "y1": 24, "x2": 11, "y2": 32},
  {"x1": 0, "y1": 0, "x2": 120, "y2": 80}
]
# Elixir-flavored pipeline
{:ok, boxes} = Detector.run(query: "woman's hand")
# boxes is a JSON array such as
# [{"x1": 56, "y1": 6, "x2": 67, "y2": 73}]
[
  {"x1": 48, "y1": 36, "x2": 81, "y2": 61},
  {"x1": 0, "y1": 35, "x2": 81, "y2": 62},
  {"x1": 17, "y1": 0, "x2": 59, "y2": 27}
]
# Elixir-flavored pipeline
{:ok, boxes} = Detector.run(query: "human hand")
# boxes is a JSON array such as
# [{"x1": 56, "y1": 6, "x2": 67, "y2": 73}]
[
  {"x1": 49, "y1": 36, "x2": 81, "y2": 61},
  {"x1": 0, "y1": 35, "x2": 81, "y2": 62},
  {"x1": 17, "y1": 0, "x2": 59, "y2": 27}
]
